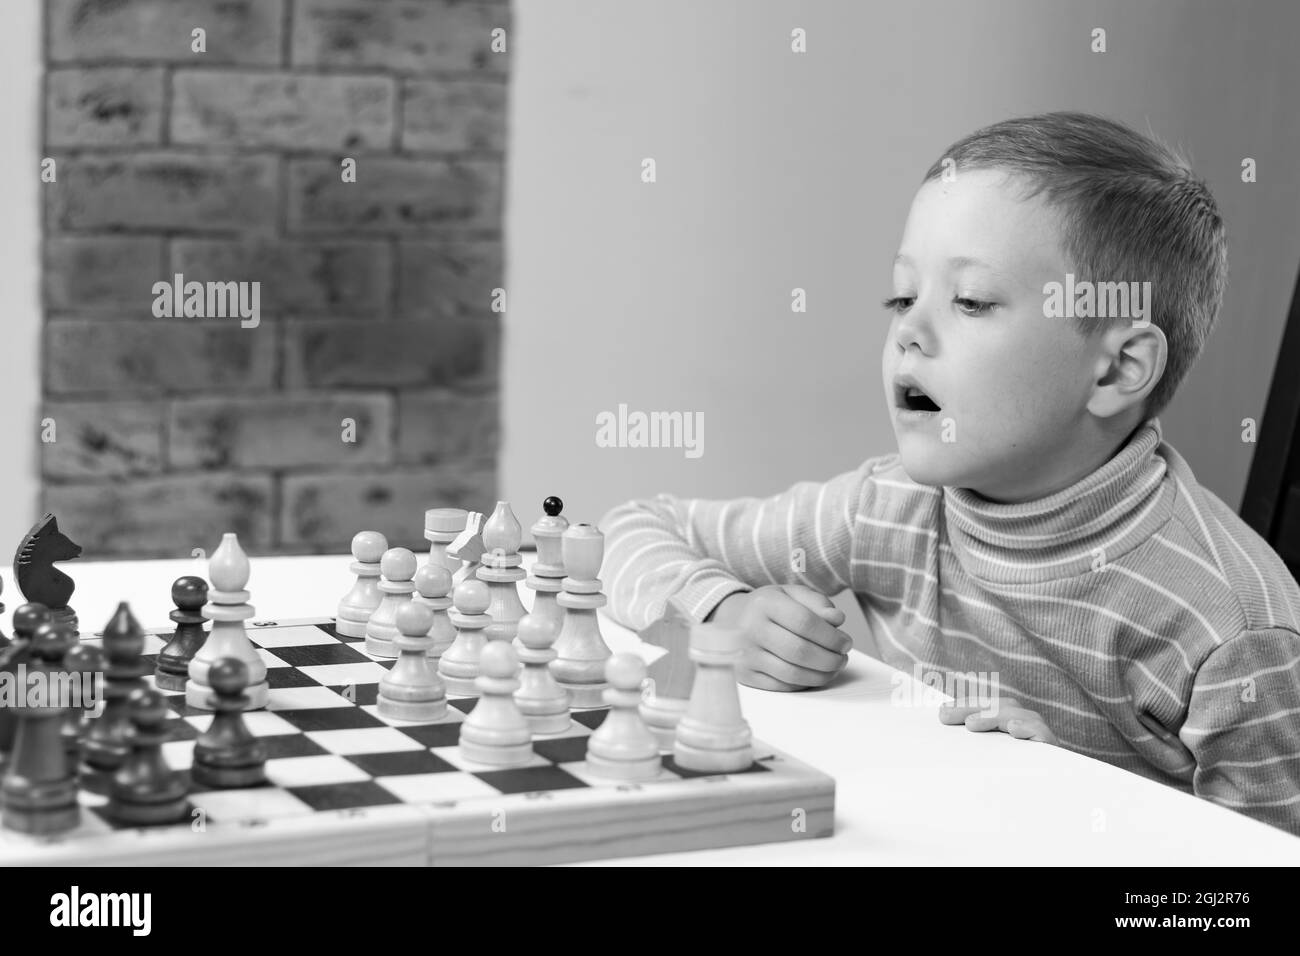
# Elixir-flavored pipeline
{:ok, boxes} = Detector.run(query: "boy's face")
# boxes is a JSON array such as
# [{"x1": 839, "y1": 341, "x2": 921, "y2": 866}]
[{"x1": 881, "y1": 167, "x2": 1105, "y2": 501}]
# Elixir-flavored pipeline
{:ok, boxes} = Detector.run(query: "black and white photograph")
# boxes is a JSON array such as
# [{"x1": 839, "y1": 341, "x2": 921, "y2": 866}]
[{"x1": 0, "y1": 0, "x2": 1297, "y2": 910}]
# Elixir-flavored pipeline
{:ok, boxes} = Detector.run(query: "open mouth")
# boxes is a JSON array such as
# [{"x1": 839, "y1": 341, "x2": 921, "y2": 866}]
[{"x1": 896, "y1": 384, "x2": 942, "y2": 413}]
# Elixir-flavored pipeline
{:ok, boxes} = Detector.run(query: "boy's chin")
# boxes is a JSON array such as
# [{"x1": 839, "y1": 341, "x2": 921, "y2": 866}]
[{"x1": 894, "y1": 435, "x2": 955, "y2": 488}]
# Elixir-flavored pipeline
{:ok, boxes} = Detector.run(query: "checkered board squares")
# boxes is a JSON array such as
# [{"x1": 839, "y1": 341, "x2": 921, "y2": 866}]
[{"x1": 0, "y1": 617, "x2": 835, "y2": 866}]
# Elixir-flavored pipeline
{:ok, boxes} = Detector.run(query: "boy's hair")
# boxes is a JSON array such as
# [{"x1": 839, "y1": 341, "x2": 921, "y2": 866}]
[{"x1": 922, "y1": 111, "x2": 1227, "y2": 421}]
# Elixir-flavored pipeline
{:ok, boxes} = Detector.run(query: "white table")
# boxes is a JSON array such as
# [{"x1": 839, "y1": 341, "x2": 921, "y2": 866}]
[{"x1": 14, "y1": 552, "x2": 1300, "y2": 866}]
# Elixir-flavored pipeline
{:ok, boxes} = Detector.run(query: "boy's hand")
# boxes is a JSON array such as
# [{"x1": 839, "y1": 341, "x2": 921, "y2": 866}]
[
  {"x1": 708, "y1": 585, "x2": 851, "y2": 691},
  {"x1": 938, "y1": 697, "x2": 1060, "y2": 745}
]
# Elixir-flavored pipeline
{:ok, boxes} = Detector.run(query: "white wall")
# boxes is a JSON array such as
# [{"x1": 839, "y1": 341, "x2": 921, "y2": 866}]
[
  {"x1": 0, "y1": 0, "x2": 43, "y2": 582},
  {"x1": 503, "y1": 0, "x2": 1300, "y2": 532}
]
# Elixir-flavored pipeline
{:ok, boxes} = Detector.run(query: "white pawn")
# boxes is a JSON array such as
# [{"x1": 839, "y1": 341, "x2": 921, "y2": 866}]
[
  {"x1": 438, "y1": 579, "x2": 491, "y2": 696},
  {"x1": 186, "y1": 533, "x2": 268, "y2": 711},
  {"x1": 585, "y1": 654, "x2": 661, "y2": 781},
  {"x1": 412, "y1": 564, "x2": 456, "y2": 662},
  {"x1": 673, "y1": 624, "x2": 753, "y2": 773},
  {"x1": 378, "y1": 602, "x2": 447, "y2": 722},
  {"x1": 336, "y1": 531, "x2": 388, "y2": 639},
  {"x1": 513, "y1": 613, "x2": 571, "y2": 734},
  {"x1": 365, "y1": 548, "x2": 417, "y2": 658},
  {"x1": 458, "y1": 641, "x2": 533, "y2": 767}
]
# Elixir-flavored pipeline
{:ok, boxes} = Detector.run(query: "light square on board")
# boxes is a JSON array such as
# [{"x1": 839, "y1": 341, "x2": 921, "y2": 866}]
[
  {"x1": 263, "y1": 754, "x2": 372, "y2": 788},
  {"x1": 266, "y1": 685, "x2": 359, "y2": 711},
  {"x1": 298, "y1": 662, "x2": 392, "y2": 686},
  {"x1": 305, "y1": 726, "x2": 427, "y2": 756},
  {"x1": 183, "y1": 710, "x2": 300, "y2": 737},
  {"x1": 194, "y1": 787, "x2": 317, "y2": 822},
  {"x1": 245, "y1": 624, "x2": 342, "y2": 649},
  {"x1": 376, "y1": 771, "x2": 501, "y2": 804}
]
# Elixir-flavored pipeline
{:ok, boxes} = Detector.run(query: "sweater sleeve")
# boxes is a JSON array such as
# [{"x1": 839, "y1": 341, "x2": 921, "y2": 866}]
[
  {"x1": 599, "y1": 458, "x2": 890, "y2": 630},
  {"x1": 1179, "y1": 627, "x2": 1300, "y2": 836}
]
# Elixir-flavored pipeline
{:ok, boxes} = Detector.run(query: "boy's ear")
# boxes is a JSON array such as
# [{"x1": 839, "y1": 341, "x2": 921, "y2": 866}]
[{"x1": 1088, "y1": 323, "x2": 1167, "y2": 418}]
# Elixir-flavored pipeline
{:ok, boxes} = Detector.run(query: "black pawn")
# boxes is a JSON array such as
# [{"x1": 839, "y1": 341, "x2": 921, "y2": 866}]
[
  {"x1": 0, "y1": 603, "x2": 52, "y2": 769},
  {"x1": 80, "y1": 603, "x2": 149, "y2": 796},
  {"x1": 2, "y1": 630, "x2": 80, "y2": 835},
  {"x1": 192, "y1": 658, "x2": 267, "y2": 789},
  {"x1": 155, "y1": 576, "x2": 209, "y2": 692},
  {"x1": 105, "y1": 688, "x2": 189, "y2": 826},
  {"x1": 543, "y1": 495, "x2": 563, "y2": 517},
  {"x1": 62, "y1": 643, "x2": 105, "y2": 776}
]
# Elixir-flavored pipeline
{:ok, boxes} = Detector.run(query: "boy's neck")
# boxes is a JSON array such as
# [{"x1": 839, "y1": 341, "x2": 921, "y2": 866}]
[{"x1": 965, "y1": 415, "x2": 1149, "y2": 505}]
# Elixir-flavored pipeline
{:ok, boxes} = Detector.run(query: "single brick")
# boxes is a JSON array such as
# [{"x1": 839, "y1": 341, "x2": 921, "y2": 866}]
[
  {"x1": 44, "y1": 236, "x2": 164, "y2": 313},
  {"x1": 402, "y1": 78, "x2": 506, "y2": 152},
  {"x1": 292, "y1": 0, "x2": 509, "y2": 74},
  {"x1": 43, "y1": 474, "x2": 274, "y2": 558},
  {"x1": 171, "y1": 238, "x2": 391, "y2": 315},
  {"x1": 46, "y1": 67, "x2": 165, "y2": 147},
  {"x1": 397, "y1": 240, "x2": 502, "y2": 319},
  {"x1": 169, "y1": 393, "x2": 393, "y2": 469},
  {"x1": 48, "y1": 0, "x2": 284, "y2": 66},
  {"x1": 283, "y1": 316, "x2": 499, "y2": 389},
  {"x1": 45, "y1": 319, "x2": 276, "y2": 396},
  {"x1": 171, "y1": 71, "x2": 395, "y2": 150},
  {"x1": 281, "y1": 465, "x2": 495, "y2": 553},
  {"x1": 47, "y1": 153, "x2": 278, "y2": 232},
  {"x1": 288, "y1": 158, "x2": 502, "y2": 234},
  {"x1": 40, "y1": 401, "x2": 164, "y2": 479},
  {"x1": 396, "y1": 386, "x2": 498, "y2": 465}
]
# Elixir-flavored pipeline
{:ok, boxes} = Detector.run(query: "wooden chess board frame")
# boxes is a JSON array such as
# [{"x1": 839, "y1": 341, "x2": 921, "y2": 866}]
[{"x1": 0, "y1": 618, "x2": 836, "y2": 866}]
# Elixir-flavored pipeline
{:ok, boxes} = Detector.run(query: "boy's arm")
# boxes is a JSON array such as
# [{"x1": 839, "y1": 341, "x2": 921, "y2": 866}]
[
  {"x1": 1179, "y1": 627, "x2": 1300, "y2": 837},
  {"x1": 600, "y1": 461, "x2": 879, "y2": 631}
]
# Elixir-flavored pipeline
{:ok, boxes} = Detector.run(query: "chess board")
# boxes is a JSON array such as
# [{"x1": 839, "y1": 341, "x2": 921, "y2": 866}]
[{"x1": 0, "y1": 617, "x2": 835, "y2": 866}]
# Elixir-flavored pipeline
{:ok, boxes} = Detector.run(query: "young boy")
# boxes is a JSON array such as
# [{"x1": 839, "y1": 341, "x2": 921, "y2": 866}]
[{"x1": 599, "y1": 112, "x2": 1300, "y2": 838}]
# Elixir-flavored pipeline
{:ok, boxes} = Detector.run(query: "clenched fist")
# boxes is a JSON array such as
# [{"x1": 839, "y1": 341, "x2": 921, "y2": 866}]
[{"x1": 707, "y1": 585, "x2": 851, "y2": 691}]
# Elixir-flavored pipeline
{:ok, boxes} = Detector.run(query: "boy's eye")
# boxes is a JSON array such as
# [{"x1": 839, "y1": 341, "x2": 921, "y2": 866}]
[
  {"x1": 955, "y1": 297, "x2": 995, "y2": 316},
  {"x1": 882, "y1": 296, "x2": 913, "y2": 314}
]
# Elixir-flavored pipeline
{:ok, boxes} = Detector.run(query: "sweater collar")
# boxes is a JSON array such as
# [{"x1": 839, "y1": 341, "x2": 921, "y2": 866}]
[{"x1": 942, "y1": 419, "x2": 1172, "y2": 585}]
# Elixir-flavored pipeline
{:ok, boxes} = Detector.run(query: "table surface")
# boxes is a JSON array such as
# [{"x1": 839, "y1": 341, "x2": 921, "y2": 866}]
[{"x1": 12, "y1": 551, "x2": 1300, "y2": 866}]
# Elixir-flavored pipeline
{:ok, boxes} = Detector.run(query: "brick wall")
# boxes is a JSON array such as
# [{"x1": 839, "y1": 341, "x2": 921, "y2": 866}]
[{"x1": 40, "y1": 0, "x2": 507, "y2": 558}]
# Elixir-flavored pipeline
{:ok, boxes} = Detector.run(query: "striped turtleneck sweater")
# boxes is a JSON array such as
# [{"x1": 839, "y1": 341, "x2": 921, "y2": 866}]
[{"x1": 600, "y1": 419, "x2": 1300, "y2": 837}]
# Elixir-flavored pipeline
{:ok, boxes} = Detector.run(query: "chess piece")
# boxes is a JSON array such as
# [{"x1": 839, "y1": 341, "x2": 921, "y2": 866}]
[
  {"x1": 192, "y1": 658, "x2": 268, "y2": 789},
  {"x1": 378, "y1": 602, "x2": 448, "y2": 722},
  {"x1": 551, "y1": 524, "x2": 612, "y2": 708},
  {"x1": 13, "y1": 513, "x2": 82, "y2": 633},
  {"x1": 0, "y1": 603, "x2": 52, "y2": 769},
  {"x1": 105, "y1": 687, "x2": 190, "y2": 825},
  {"x1": 155, "y1": 576, "x2": 209, "y2": 692},
  {"x1": 478, "y1": 502, "x2": 527, "y2": 643},
  {"x1": 513, "y1": 613, "x2": 571, "y2": 734},
  {"x1": 412, "y1": 564, "x2": 456, "y2": 662},
  {"x1": 438, "y1": 579, "x2": 491, "y2": 696},
  {"x1": 673, "y1": 624, "x2": 754, "y2": 773},
  {"x1": 186, "y1": 534, "x2": 268, "y2": 711},
  {"x1": 337, "y1": 531, "x2": 389, "y2": 639},
  {"x1": 458, "y1": 641, "x2": 533, "y2": 768},
  {"x1": 447, "y1": 511, "x2": 485, "y2": 585},
  {"x1": 586, "y1": 654, "x2": 662, "y2": 781},
  {"x1": 1, "y1": 629, "x2": 80, "y2": 835},
  {"x1": 637, "y1": 598, "x2": 696, "y2": 750},
  {"x1": 80, "y1": 603, "x2": 150, "y2": 795},
  {"x1": 424, "y1": 508, "x2": 469, "y2": 577},
  {"x1": 365, "y1": 548, "x2": 418, "y2": 658},
  {"x1": 524, "y1": 496, "x2": 569, "y2": 641},
  {"x1": 61, "y1": 643, "x2": 104, "y2": 775}
]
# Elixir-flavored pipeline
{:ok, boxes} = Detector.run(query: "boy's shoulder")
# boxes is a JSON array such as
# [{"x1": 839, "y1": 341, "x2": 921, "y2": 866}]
[{"x1": 1159, "y1": 438, "x2": 1300, "y2": 639}]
